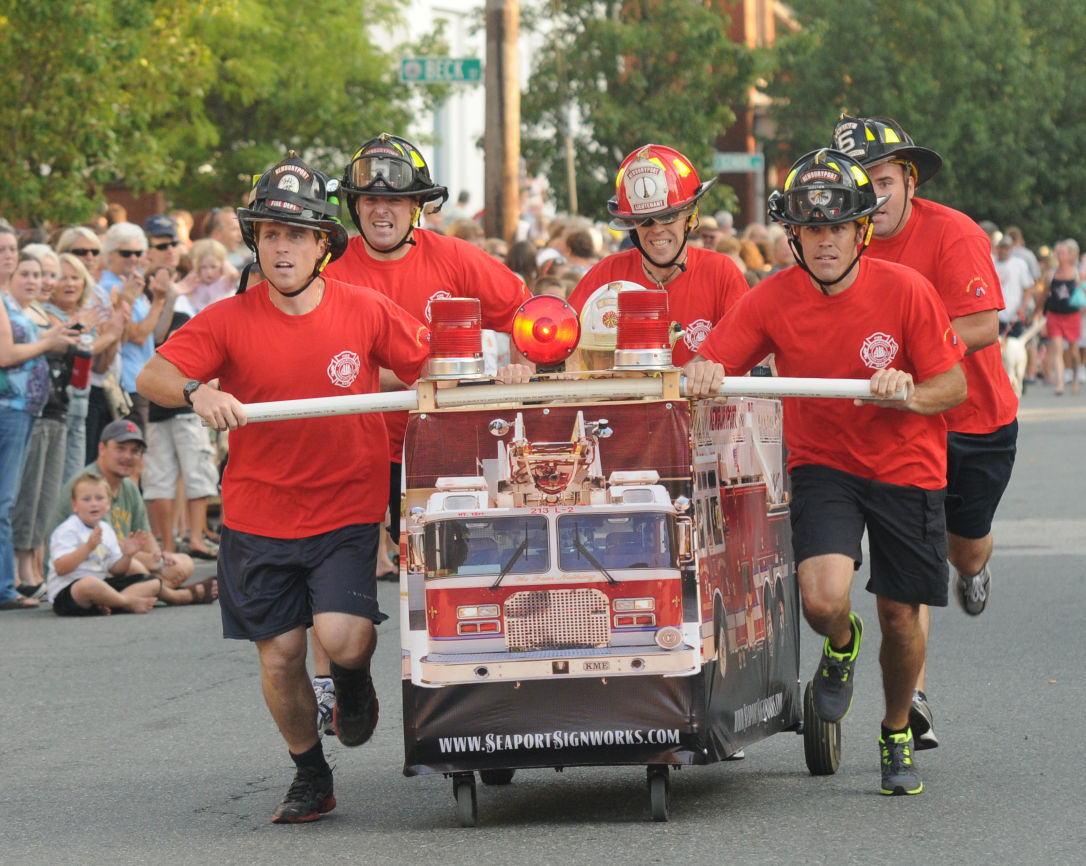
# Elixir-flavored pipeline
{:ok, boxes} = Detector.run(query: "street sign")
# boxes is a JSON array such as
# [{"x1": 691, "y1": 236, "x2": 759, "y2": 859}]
[
  {"x1": 712, "y1": 151, "x2": 765, "y2": 173},
  {"x1": 400, "y1": 57, "x2": 482, "y2": 84}
]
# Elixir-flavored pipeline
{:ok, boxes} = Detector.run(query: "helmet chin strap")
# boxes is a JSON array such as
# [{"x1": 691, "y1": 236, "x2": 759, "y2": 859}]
[
  {"x1": 788, "y1": 223, "x2": 870, "y2": 295},
  {"x1": 353, "y1": 201, "x2": 420, "y2": 256},
  {"x1": 258, "y1": 242, "x2": 330, "y2": 298},
  {"x1": 631, "y1": 213, "x2": 694, "y2": 272}
]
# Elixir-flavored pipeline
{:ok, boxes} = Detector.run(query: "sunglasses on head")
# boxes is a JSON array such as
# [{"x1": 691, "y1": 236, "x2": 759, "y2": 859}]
[
  {"x1": 614, "y1": 207, "x2": 693, "y2": 230},
  {"x1": 151, "y1": 241, "x2": 180, "y2": 250},
  {"x1": 115, "y1": 249, "x2": 142, "y2": 259},
  {"x1": 70, "y1": 248, "x2": 100, "y2": 257}
]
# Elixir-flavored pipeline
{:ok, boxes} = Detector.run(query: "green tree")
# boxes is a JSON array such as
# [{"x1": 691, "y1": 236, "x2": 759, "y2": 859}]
[
  {"x1": 764, "y1": 0, "x2": 1086, "y2": 243},
  {"x1": 521, "y1": 0, "x2": 767, "y2": 221},
  {"x1": 0, "y1": 0, "x2": 452, "y2": 225},
  {"x1": 170, "y1": 0, "x2": 432, "y2": 211},
  {"x1": 0, "y1": 0, "x2": 213, "y2": 225}
]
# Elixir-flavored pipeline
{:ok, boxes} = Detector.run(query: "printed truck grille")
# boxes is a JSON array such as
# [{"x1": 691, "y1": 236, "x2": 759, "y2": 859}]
[{"x1": 504, "y1": 589, "x2": 610, "y2": 651}]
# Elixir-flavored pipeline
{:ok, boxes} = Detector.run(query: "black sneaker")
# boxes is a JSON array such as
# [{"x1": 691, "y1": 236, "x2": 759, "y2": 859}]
[
  {"x1": 811, "y1": 612, "x2": 863, "y2": 723},
  {"x1": 330, "y1": 662, "x2": 379, "y2": 747},
  {"x1": 909, "y1": 689, "x2": 939, "y2": 750},
  {"x1": 272, "y1": 766, "x2": 335, "y2": 823},
  {"x1": 879, "y1": 729, "x2": 923, "y2": 795}
]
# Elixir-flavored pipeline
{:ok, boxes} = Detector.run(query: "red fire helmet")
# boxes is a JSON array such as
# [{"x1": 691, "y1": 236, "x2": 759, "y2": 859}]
[{"x1": 607, "y1": 144, "x2": 716, "y2": 230}]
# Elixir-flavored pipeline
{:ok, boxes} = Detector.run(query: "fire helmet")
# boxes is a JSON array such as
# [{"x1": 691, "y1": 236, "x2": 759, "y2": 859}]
[
  {"x1": 341, "y1": 133, "x2": 449, "y2": 232},
  {"x1": 237, "y1": 155, "x2": 348, "y2": 261},
  {"x1": 768, "y1": 149, "x2": 886, "y2": 228},
  {"x1": 578, "y1": 281, "x2": 638, "y2": 351},
  {"x1": 607, "y1": 144, "x2": 715, "y2": 231},
  {"x1": 831, "y1": 114, "x2": 942, "y2": 186}
]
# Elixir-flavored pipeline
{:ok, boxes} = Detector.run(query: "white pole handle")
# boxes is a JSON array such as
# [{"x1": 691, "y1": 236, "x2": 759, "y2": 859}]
[{"x1": 238, "y1": 376, "x2": 906, "y2": 423}]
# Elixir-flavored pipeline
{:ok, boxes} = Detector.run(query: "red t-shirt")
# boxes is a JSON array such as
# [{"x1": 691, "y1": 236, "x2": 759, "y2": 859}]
[
  {"x1": 157, "y1": 278, "x2": 430, "y2": 538},
  {"x1": 568, "y1": 247, "x2": 749, "y2": 365},
  {"x1": 324, "y1": 230, "x2": 531, "y2": 459},
  {"x1": 866, "y1": 198, "x2": 1018, "y2": 433},
  {"x1": 699, "y1": 258, "x2": 965, "y2": 490}
]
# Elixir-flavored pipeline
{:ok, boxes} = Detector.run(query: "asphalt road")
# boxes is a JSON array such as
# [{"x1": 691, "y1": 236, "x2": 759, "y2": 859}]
[{"x1": 3, "y1": 383, "x2": 1083, "y2": 866}]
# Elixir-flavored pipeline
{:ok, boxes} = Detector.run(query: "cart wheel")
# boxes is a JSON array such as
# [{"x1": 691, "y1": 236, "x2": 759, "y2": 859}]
[
  {"x1": 803, "y1": 680, "x2": 841, "y2": 775},
  {"x1": 646, "y1": 766, "x2": 670, "y2": 822},
  {"x1": 479, "y1": 768, "x2": 516, "y2": 786},
  {"x1": 452, "y1": 773, "x2": 478, "y2": 827}
]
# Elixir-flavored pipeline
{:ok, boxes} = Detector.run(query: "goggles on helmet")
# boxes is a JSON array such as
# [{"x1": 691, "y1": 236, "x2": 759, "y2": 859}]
[
  {"x1": 347, "y1": 152, "x2": 419, "y2": 193},
  {"x1": 610, "y1": 205, "x2": 695, "y2": 231},
  {"x1": 776, "y1": 186, "x2": 864, "y2": 224}
]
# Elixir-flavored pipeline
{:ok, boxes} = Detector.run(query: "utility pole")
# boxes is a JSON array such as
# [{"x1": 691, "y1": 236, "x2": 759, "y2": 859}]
[{"x1": 484, "y1": 0, "x2": 520, "y2": 244}]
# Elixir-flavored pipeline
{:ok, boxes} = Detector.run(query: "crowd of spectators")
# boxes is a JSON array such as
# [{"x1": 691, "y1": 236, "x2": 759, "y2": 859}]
[{"x1": 2, "y1": 191, "x2": 1083, "y2": 614}]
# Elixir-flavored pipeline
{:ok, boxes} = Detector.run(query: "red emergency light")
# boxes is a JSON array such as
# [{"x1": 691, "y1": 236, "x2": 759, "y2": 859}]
[
  {"x1": 613, "y1": 288, "x2": 673, "y2": 370},
  {"x1": 511, "y1": 295, "x2": 580, "y2": 368},
  {"x1": 427, "y1": 297, "x2": 484, "y2": 379}
]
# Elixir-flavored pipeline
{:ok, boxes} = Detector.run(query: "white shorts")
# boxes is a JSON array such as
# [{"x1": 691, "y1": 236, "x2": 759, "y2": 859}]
[{"x1": 142, "y1": 413, "x2": 221, "y2": 500}]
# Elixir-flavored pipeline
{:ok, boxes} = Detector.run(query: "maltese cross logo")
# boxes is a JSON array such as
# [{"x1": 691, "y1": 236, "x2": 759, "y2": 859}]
[
  {"x1": 860, "y1": 332, "x2": 899, "y2": 369},
  {"x1": 327, "y1": 350, "x2": 361, "y2": 388}
]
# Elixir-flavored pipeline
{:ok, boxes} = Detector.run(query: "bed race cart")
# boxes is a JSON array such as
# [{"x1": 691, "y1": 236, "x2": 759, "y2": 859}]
[{"x1": 243, "y1": 292, "x2": 896, "y2": 824}]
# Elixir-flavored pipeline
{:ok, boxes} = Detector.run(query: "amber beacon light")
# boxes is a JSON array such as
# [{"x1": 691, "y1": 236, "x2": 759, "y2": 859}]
[{"x1": 511, "y1": 295, "x2": 581, "y2": 369}]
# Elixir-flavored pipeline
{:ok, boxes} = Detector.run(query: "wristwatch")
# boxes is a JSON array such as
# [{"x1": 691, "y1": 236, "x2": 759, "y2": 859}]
[{"x1": 182, "y1": 379, "x2": 202, "y2": 406}]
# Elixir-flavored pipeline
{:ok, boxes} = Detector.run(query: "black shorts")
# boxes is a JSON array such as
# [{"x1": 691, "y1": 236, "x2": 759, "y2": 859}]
[
  {"x1": 52, "y1": 574, "x2": 157, "y2": 617},
  {"x1": 217, "y1": 523, "x2": 388, "y2": 642},
  {"x1": 945, "y1": 419, "x2": 1018, "y2": 539},
  {"x1": 790, "y1": 465, "x2": 949, "y2": 607}
]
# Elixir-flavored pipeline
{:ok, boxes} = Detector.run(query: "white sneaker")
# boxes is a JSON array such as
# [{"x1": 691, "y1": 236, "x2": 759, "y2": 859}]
[
  {"x1": 313, "y1": 676, "x2": 336, "y2": 737},
  {"x1": 1064, "y1": 369, "x2": 1073, "y2": 384},
  {"x1": 955, "y1": 565, "x2": 991, "y2": 615},
  {"x1": 1078, "y1": 367, "x2": 1086, "y2": 384}
]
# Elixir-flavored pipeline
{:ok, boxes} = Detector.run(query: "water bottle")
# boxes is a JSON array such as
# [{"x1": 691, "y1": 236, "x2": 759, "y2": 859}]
[{"x1": 70, "y1": 334, "x2": 93, "y2": 389}]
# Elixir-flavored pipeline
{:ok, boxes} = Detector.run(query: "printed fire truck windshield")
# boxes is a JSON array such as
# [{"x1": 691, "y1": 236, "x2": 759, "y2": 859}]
[
  {"x1": 424, "y1": 512, "x2": 676, "y2": 577},
  {"x1": 558, "y1": 513, "x2": 673, "y2": 571},
  {"x1": 427, "y1": 517, "x2": 549, "y2": 577}
]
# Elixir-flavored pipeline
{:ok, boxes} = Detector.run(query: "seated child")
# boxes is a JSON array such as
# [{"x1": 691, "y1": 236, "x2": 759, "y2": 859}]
[
  {"x1": 178, "y1": 238, "x2": 238, "y2": 313},
  {"x1": 46, "y1": 472, "x2": 214, "y2": 615}
]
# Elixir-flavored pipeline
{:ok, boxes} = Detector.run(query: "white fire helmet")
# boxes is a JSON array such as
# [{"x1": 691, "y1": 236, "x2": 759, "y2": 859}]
[{"x1": 578, "y1": 280, "x2": 649, "y2": 351}]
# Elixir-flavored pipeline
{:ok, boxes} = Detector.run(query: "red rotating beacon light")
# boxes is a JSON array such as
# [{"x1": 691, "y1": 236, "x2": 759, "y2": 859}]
[
  {"x1": 511, "y1": 294, "x2": 581, "y2": 371},
  {"x1": 426, "y1": 297, "x2": 485, "y2": 379},
  {"x1": 613, "y1": 288, "x2": 673, "y2": 370}
]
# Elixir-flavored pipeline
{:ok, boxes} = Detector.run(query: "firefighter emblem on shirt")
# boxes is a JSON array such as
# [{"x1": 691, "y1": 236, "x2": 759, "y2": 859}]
[
  {"x1": 860, "y1": 332, "x2": 899, "y2": 369},
  {"x1": 683, "y1": 318, "x2": 713, "y2": 353},
  {"x1": 327, "y1": 350, "x2": 361, "y2": 387},
  {"x1": 425, "y1": 290, "x2": 455, "y2": 322}
]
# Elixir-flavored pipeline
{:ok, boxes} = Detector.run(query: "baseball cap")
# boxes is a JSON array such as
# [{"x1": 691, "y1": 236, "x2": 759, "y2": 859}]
[
  {"x1": 100, "y1": 419, "x2": 146, "y2": 446},
  {"x1": 142, "y1": 214, "x2": 178, "y2": 240}
]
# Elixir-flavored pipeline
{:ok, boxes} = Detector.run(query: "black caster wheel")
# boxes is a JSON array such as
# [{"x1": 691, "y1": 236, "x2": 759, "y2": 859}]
[
  {"x1": 452, "y1": 773, "x2": 477, "y2": 826},
  {"x1": 803, "y1": 679, "x2": 842, "y2": 775},
  {"x1": 479, "y1": 768, "x2": 515, "y2": 785}
]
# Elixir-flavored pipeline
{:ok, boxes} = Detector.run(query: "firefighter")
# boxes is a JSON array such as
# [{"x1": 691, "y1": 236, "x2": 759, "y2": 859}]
[
  {"x1": 136, "y1": 155, "x2": 432, "y2": 823},
  {"x1": 831, "y1": 114, "x2": 1018, "y2": 749},
  {"x1": 683, "y1": 149, "x2": 966, "y2": 796},
  {"x1": 567, "y1": 144, "x2": 748, "y2": 365}
]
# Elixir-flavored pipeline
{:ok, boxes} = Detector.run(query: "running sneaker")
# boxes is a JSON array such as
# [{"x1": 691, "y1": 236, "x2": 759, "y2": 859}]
[
  {"x1": 879, "y1": 729, "x2": 923, "y2": 795},
  {"x1": 909, "y1": 689, "x2": 939, "y2": 750},
  {"x1": 272, "y1": 766, "x2": 336, "y2": 823},
  {"x1": 955, "y1": 564, "x2": 991, "y2": 616},
  {"x1": 330, "y1": 661, "x2": 379, "y2": 747},
  {"x1": 313, "y1": 676, "x2": 336, "y2": 738},
  {"x1": 811, "y1": 612, "x2": 863, "y2": 723}
]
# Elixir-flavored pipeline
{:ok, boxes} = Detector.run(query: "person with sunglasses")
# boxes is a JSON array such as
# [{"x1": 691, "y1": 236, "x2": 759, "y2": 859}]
[
  {"x1": 566, "y1": 144, "x2": 749, "y2": 366},
  {"x1": 55, "y1": 226, "x2": 130, "y2": 462}
]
